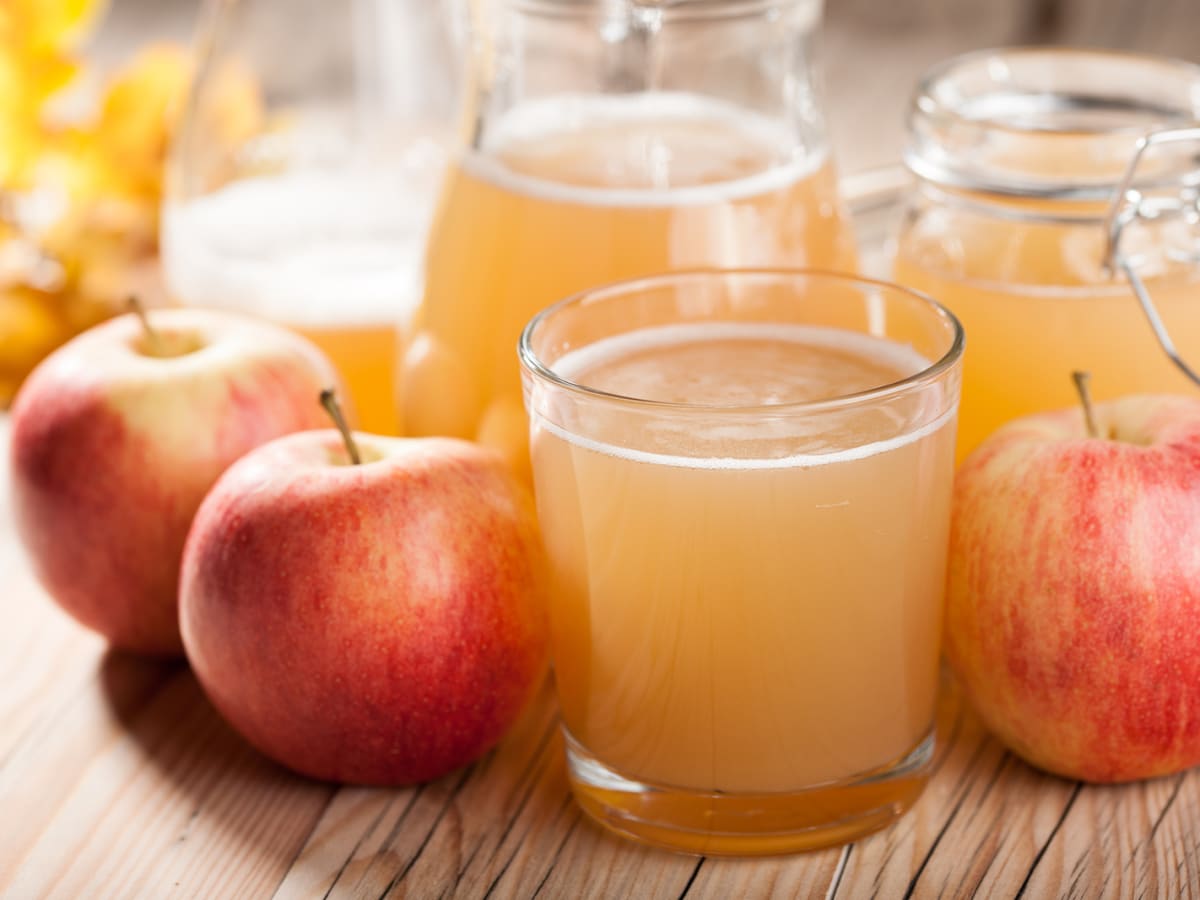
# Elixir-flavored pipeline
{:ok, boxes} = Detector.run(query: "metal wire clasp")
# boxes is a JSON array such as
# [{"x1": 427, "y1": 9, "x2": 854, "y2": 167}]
[{"x1": 1102, "y1": 125, "x2": 1200, "y2": 388}]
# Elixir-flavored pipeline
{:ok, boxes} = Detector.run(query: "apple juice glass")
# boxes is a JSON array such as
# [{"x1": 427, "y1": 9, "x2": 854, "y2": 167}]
[
  {"x1": 893, "y1": 48, "x2": 1200, "y2": 461},
  {"x1": 163, "y1": 0, "x2": 461, "y2": 434},
  {"x1": 519, "y1": 269, "x2": 964, "y2": 855},
  {"x1": 406, "y1": 0, "x2": 856, "y2": 476}
]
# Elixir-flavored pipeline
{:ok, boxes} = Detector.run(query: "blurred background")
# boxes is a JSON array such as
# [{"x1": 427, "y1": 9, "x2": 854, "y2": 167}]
[
  {"x1": 91, "y1": 0, "x2": 1200, "y2": 172},
  {"x1": 5, "y1": 0, "x2": 1200, "y2": 410}
]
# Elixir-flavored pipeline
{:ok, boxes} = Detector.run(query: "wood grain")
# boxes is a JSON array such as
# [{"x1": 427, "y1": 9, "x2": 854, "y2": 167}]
[{"x1": 2, "y1": 403, "x2": 1199, "y2": 898}]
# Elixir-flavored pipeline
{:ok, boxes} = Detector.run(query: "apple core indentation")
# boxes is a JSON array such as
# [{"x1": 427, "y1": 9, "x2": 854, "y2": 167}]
[
  {"x1": 326, "y1": 444, "x2": 385, "y2": 467},
  {"x1": 132, "y1": 331, "x2": 207, "y2": 359}
]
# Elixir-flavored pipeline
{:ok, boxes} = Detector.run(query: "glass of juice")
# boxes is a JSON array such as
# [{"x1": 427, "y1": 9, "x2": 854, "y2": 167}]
[
  {"x1": 407, "y1": 0, "x2": 856, "y2": 473},
  {"x1": 161, "y1": 0, "x2": 460, "y2": 434},
  {"x1": 893, "y1": 48, "x2": 1200, "y2": 460},
  {"x1": 519, "y1": 269, "x2": 963, "y2": 855}
]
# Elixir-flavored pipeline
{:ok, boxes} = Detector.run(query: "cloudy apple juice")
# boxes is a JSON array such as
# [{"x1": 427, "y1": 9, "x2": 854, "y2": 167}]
[
  {"x1": 526, "y1": 316, "x2": 959, "y2": 854},
  {"x1": 407, "y1": 93, "x2": 856, "y2": 469},
  {"x1": 894, "y1": 214, "x2": 1200, "y2": 460},
  {"x1": 164, "y1": 168, "x2": 441, "y2": 435}
]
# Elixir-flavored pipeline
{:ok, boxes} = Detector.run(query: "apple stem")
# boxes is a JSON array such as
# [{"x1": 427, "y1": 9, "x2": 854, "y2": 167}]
[
  {"x1": 127, "y1": 296, "x2": 165, "y2": 356},
  {"x1": 1072, "y1": 371, "x2": 1100, "y2": 440},
  {"x1": 320, "y1": 389, "x2": 362, "y2": 465}
]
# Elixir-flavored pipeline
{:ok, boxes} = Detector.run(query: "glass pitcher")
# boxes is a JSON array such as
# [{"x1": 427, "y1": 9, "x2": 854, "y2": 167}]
[
  {"x1": 404, "y1": 0, "x2": 854, "y2": 474},
  {"x1": 893, "y1": 48, "x2": 1200, "y2": 459},
  {"x1": 162, "y1": 0, "x2": 462, "y2": 434}
]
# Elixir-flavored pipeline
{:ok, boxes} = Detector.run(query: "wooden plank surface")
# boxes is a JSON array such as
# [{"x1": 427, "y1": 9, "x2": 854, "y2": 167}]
[{"x1": 2, "y1": 409, "x2": 1199, "y2": 898}]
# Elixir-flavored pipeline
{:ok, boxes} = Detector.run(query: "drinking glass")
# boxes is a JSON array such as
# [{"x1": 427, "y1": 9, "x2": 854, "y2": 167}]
[
  {"x1": 162, "y1": 0, "x2": 461, "y2": 433},
  {"x1": 519, "y1": 269, "x2": 963, "y2": 855},
  {"x1": 407, "y1": 0, "x2": 856, "y2": 475}
]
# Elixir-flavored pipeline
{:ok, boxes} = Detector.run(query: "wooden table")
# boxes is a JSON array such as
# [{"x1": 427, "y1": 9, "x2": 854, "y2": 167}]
[{"x1": 1, "y1": 414, "x2": 1199, "y2": 899}]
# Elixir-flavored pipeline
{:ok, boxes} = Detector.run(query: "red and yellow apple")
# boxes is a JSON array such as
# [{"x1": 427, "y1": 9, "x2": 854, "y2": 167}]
[
  {"x1": 9, "y1": 308, "x2": 342, "y2": 655},
  {"x1": 946, "y1": 389, "x2": 1200, "y2": 782},
  {"x1": 179, "y1": 421, "x2": 549, "y2": 785}
]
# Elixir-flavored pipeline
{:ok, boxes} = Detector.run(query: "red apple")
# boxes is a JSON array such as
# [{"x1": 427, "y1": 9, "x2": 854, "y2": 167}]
[
  {"x1": 9, "y1": 308, "x2": 342, "y2": 656},
  {"x1": 178, "y1": 422, "x2": 549, "y2": 785},
  {"x1": 946, "y1": 387, "x2": 1200, "y2": 782}
]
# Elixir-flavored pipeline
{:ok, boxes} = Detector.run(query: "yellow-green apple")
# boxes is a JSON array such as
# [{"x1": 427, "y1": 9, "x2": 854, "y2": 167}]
[
  {"x1": 178, "y1": 401, "x2": 549, "y2": 785},
  {"x1": 946, "y1": 382, "x2": 1200, "y2": 782},
  {"x1": 9, "y1": 308, "x2": 342, "y2": 656}
]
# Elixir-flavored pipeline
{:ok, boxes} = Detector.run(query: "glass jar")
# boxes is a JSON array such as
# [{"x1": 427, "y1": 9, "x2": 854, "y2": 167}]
[
  {"x1": 405, "y1": 0, "x2": 855, "y2": 475},
  {"x1": 893, "y1": 47, "x2": 1200, "y2": 459}
]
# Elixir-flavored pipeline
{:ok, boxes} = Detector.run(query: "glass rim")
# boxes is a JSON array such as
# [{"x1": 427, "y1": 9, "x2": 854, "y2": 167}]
[
  {"x1": 518, "y1": 267, "x2": 965, "y2": 416},
  {"x1": 508, "y1": 0, "x2": 821, "y2": 23},
  {"x1": 912, "y1": 46, "x2": 1200, "y2": 136},
  {"x1": 905, "y1": 45, "x2": 1200, "y2": 201}
]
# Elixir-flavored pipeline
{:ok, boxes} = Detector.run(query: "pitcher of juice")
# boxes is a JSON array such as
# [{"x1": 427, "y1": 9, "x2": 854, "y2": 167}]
[
  {"x1": 162, "y1": 0, "x2": 462, "y2": 434},
  {"x1": 404, "y1": 0, "x2": 855, "y2": 471},
  {"x1": 893, "y1": 48, "x2": 1200, "y2": 460}
]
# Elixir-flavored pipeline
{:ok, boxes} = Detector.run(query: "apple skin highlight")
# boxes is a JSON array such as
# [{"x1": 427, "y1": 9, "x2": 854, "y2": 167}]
[
  {"x1": 9, "y1": 310, "x2": 342, "y2": 655},
  {"x1": 946, "y1": 395, "x2": 1200, "y2": 783},
  {"x1": 180, "y1": 433, "x2": 549, "y2": 786}
]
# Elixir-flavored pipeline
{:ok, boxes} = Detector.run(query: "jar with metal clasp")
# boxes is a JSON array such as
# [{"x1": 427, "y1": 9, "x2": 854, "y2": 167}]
[{"x1": 893, "y1": 47, "x2": 1200, "y2": 459}]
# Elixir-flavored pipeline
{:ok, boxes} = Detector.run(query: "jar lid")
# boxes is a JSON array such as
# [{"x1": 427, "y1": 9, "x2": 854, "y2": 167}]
[
  {"x1": 509, "y1": 0, "x2": 820, "y2": 21},
  {"x1": 905, "y1": 47, "x2": 1200, "y2": 200}
]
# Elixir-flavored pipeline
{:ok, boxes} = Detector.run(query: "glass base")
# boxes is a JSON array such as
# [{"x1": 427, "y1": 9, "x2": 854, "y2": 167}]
[{"x1": 565, "y1": 728, "x2": 935, "y2": 857}]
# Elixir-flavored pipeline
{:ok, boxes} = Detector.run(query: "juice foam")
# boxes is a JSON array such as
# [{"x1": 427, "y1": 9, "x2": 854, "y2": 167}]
[{"x1": 536, "y1": 322, "x2": 945, "y2": 469}]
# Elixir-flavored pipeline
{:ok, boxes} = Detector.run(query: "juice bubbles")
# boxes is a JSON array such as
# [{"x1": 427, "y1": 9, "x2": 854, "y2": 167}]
[
  {"x1": 520, "y1": 271, "x2": 963, "y2": 855},
  {"x1": 163, "y1": 167, "x2": 440, "y2": 434},
  {"x1": 407, "y1": 94, "x2": 855, "y2": 469}
]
